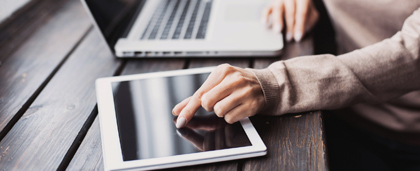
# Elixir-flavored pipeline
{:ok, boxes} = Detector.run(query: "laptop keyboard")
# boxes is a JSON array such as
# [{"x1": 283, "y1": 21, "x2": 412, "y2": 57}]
[{"x1": 141, "y1": 0, "x2": 213, "y2": 40}]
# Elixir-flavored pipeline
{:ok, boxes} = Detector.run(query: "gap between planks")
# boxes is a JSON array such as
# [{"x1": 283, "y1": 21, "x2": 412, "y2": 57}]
[
  {"x1": 57, "y1": 59, "x2": 128, "y2": 171},
  {"x1": 0, "y1": 26, "x2": 93, "y2": 142}
]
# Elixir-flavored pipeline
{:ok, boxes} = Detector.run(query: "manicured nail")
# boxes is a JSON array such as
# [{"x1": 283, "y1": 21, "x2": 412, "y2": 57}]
[
  {"x1": 294, "y1": 32, "x2": 303, "y2": 42},
  {"x1": 273, "y1": 24, "x2": 281, "y2": 33},
  {"x1": 286, "y1": 32, "x2": 293, "y2": 42},
  {"x1": 176, "y1": 117, "x2": 186, "y2": 128}
]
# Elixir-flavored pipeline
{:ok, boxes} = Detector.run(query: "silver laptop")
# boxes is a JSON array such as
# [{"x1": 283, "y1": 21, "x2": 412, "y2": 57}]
[{"x1": 81, "y1": 0, "x2": 283, "y2": 57}]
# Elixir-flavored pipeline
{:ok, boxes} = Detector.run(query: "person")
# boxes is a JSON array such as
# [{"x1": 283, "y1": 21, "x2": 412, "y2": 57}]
[{"x1": 173, "y1": 0, "x2": 420, "y2": 169}]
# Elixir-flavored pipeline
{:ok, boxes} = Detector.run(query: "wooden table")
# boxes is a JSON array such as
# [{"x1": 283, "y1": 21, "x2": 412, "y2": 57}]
[{"x1": 0, "y1": 0, "x2": 328, "y2": 170}]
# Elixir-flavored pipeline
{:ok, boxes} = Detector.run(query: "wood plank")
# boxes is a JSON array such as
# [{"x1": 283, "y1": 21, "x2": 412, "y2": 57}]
[
  {"x1": 67, "y1": 59, "x2": 186, "y2": 170},
  {"x1": 66, "y1": 118, "x2": 104, "y2": 171},
  {"x1": 246, "y1": 112, "x2": 327, "y2": 171},
  {"x1": 0, "y1": 0, "x2": 71, "y2": 62},
  {"x1": 243, "y1": 36, "x2": 329, "y2": 170},
  {"x1": 0, "y1": 0, "x2": 91, "y2": 137},
  {"x1": 0, "y1": 29, "x2": 122, "y2": 170}
]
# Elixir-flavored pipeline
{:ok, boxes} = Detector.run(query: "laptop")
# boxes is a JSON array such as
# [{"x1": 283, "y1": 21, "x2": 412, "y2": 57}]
[{"x1": 81, "y1": 0, "x2": 283, "y2": 57}]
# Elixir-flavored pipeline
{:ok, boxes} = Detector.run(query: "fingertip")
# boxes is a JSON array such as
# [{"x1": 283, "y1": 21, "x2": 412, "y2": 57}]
[
  {"x1": 273, "y1": 23, "x2": 282, "y2": 33},
  {"x1": 294, "y1": 32, "x2": 303, "y2": 42},
  {"x1": 272, "y1": 3, "x2": 284, "y2": 34},
  {"x1": 176, "y1": 107, "x2": 194, "y2": 128},
  {"x1": 224, "y1": 116, "x2": 237, "y2": 124},
  {"x1": 172, "y1": 104, "x2": 181, "y2": 116},
  {"x1": 176, "y1": 117, "x2": 187, "y2": 128},
  {"x1": 286, "y1": 32, "x2": 293, "y2": 42},
  {"x1": 173, "y1": 96, "x2": 192, "y2": 116}
]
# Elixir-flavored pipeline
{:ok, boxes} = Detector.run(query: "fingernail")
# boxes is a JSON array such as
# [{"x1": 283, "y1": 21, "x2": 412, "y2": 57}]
[
  {"x1": 294, "y1": 32, "x2": 303, "y2": 42},
  {"x1": 273, "y1": 24, "x2": 281, "y2": 33},
  {"x1": 286, "y1": 32, "x2": 293, "y2": 42},
  {"x1": 176, "y1": 117, "x2": 186, "y2": 128}
]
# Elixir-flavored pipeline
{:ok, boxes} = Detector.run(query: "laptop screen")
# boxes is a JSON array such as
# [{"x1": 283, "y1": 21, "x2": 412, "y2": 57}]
[{"x1": 84, "y1": 0, "x2": 145, "y2": 53}]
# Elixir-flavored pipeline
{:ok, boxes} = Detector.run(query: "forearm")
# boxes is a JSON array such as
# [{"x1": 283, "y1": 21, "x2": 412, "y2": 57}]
[{"x1": 251, "y1": 8, "x2": 420, "y2": 115}]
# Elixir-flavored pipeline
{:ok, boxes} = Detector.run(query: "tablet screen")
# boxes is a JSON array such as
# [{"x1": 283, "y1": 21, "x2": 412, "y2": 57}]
[{"x1": 111, "y1": 73, "x2": 252, "y2": 161}]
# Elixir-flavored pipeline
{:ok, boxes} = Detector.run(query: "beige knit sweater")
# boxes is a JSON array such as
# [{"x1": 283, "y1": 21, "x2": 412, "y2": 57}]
[{"x1": 250, "y1": 0, "x2": 420, "y2": 144}]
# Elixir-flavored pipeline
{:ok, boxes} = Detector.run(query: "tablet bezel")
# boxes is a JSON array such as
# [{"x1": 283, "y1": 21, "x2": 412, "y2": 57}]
[{"x1": 95, "y1": 67, "x2": 267, "y2": 171}]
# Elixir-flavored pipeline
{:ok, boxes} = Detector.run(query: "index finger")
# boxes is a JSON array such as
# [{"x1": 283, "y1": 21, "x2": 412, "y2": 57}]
[
  {"x1": 173, "y1": 96, "x2": 191, "y2": 116},
  {"x1": 176, "y1": 95, "x2": 202, "y2": 128},
  {"x1": 294, "y1": 0, "x2": 310, "y2": 42}
]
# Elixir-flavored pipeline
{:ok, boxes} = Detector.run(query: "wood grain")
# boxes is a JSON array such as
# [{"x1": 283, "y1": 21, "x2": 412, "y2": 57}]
[
  {"x1": 0, "y1": 0, "x2": 91, "y2": 138},
  {"x1": 245, "y1": 112, "x2": 327, "y2": 171},
  {"x1": 243, "y1": 36, "x2": 329, "y2": 171},
  {"x1": 66, "y1": 118, "x2": 104, "y2": 171},
  {"x1": 0, "y1": 29, "x2": 121, "y2": 170},
  {"x1": 0, "y1": 0, "x2": 70, "y2": 62}
]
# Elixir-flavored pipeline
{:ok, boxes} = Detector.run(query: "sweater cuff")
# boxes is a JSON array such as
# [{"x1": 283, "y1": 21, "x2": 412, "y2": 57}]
[{"x1": 246, "y1": 68, "x2": 280, "y2": 115}]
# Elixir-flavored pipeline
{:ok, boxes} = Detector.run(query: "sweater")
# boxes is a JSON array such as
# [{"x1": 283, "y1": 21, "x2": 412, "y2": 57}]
[{"x1": 250, "y1": 0, "x2": 420, "y2": 144}]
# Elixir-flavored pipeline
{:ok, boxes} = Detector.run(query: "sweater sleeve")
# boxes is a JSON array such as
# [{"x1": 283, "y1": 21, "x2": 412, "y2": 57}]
[{"x1": 250, "y1": 8, "x2": 420, "y2": 115}]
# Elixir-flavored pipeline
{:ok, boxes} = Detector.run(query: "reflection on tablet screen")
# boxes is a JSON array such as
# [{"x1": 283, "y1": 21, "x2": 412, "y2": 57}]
[{"x1": 111, "y1": 73, "x2": 252, "y2": 161}]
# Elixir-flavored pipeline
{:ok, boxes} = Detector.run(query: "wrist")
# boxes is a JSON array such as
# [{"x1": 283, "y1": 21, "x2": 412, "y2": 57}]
[{"x1": 246, "y1": 68, "x2": 281, "y2": 115}]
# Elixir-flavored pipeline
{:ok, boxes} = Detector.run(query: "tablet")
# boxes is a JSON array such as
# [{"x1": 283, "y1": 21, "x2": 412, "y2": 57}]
[{"x1": 95, "y1": 67, "x2": 267, "y2": 171}]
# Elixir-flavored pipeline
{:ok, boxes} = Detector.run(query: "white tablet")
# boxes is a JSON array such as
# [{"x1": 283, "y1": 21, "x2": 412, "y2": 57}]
[{"x1": 95, "y1": 67, "x2": 267, "y2": 171}]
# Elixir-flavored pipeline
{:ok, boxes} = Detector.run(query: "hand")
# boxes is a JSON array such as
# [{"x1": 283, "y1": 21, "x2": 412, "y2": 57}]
[
  {"x1": 262, "y1": 0, "x2": 319, "y2": 42},
  {"x1": 172, "y1": 64, "x2": 265, "y2": 128}
]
